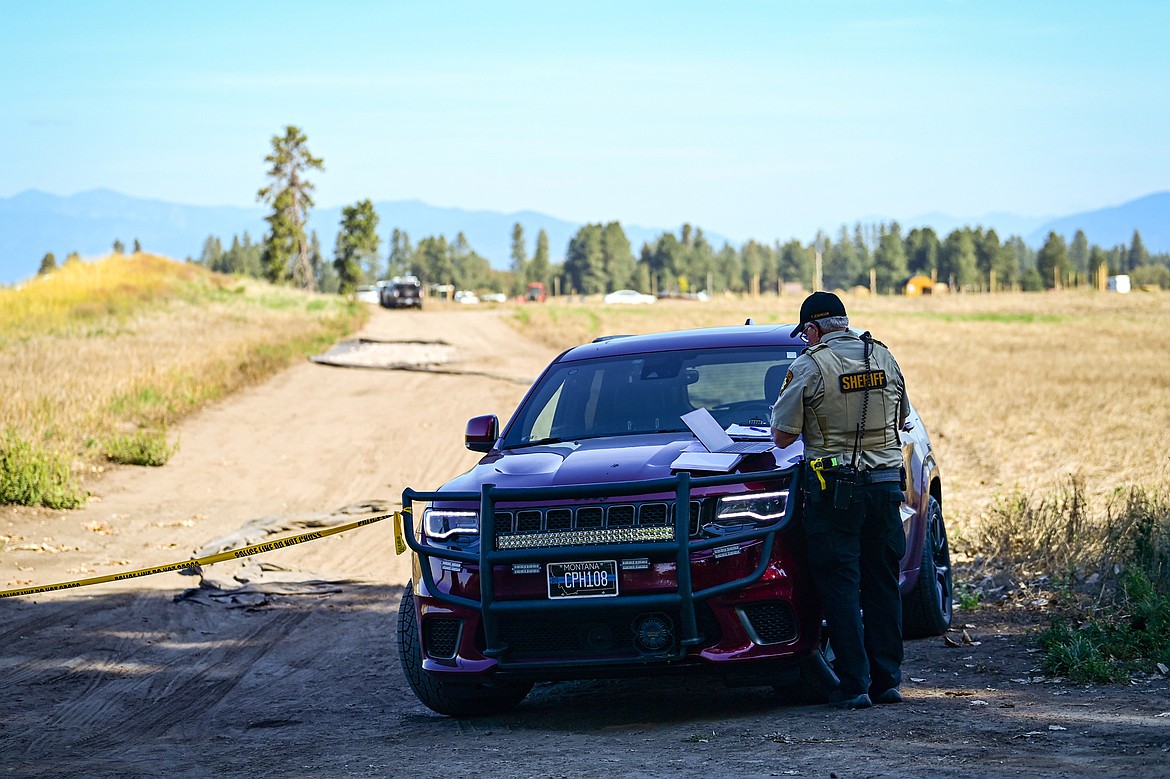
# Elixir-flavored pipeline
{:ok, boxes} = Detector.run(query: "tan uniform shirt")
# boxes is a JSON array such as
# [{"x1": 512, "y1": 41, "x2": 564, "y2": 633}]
[{"x1": 771, "y1": 330, "x2": 910, "y2": 471}]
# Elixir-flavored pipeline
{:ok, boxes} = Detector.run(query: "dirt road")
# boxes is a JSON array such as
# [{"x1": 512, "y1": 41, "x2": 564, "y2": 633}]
[{"x1": 2, "y1": 308, "x2": 1168, "y2": 778}]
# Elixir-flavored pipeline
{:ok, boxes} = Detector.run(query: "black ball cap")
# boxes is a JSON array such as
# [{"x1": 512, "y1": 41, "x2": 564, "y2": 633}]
[{"x1": 789, "y1": 291, "x2": 847, "y2": 337}]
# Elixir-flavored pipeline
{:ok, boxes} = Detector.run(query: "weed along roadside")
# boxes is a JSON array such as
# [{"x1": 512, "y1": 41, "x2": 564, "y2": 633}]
[
  {"x1": 973, "y1": 477, "x2": 1170, "y2": 683},
  {"x1": 0, "y1": 253, "x2": 366, "y2": 508}
]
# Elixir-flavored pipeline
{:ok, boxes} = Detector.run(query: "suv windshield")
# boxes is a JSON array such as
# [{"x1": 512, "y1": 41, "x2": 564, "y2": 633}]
[{"x1": 501, "y1": 346, "x2": 797, "y2": 448}]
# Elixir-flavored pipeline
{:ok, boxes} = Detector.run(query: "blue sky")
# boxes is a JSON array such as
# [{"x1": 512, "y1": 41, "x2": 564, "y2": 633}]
[{"x1": 2, "y1": 0, "x2": 1168, "y2": 242}]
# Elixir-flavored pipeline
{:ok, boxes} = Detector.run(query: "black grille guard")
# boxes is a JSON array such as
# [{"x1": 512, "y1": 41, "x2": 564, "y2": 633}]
[{"x1": 400, "y1": 466, "x2": 801, "y2": 669}]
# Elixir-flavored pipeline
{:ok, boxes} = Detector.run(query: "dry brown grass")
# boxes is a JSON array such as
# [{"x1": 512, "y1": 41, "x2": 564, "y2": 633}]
[
  {"x1": 0, "y1": 254, "x2": 365, "y2": 504},
  {"x1": 507, "y1": 290, "x2": 1170, "y2": 543}
]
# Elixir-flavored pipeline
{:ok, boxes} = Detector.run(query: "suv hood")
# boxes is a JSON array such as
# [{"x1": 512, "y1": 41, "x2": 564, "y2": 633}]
[{"x1": 441, "y1": 434, "x2": 802, "y2": 494}]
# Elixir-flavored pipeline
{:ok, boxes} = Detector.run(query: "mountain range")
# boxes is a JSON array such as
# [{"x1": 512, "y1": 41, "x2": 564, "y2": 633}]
[
  {"x1": 1, "y1": 189, "x2": 1167, "y2": 285},
  {"x1": 0, "y1": 189, "x2": 698, "y2": 286}
]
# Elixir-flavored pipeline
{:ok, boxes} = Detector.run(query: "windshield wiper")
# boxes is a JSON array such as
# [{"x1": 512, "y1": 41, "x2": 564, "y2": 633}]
[{"x1": 521, "y1": 436, "x2": 567, "y2": 447}]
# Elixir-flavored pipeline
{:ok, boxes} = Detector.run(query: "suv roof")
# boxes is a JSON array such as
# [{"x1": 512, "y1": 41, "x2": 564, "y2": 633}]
[{"x1": 558, "y1": 323, "x2": 800, "y2": 363}]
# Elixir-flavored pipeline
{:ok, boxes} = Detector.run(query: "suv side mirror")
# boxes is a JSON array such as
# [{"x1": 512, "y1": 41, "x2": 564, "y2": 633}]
[{"x1": 465, "y1": 414, "x2": 499, "y2": 453}]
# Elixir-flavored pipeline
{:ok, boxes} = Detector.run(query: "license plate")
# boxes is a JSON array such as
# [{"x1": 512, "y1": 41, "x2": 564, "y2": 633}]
[{"x1": 547, "y1": 560, "x2": 618, "y2": 599}]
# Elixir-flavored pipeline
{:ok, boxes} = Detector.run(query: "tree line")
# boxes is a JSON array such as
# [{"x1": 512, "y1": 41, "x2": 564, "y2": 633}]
[{"x1": 190, "y1": 125, "x2": 1170, "y2": 296}]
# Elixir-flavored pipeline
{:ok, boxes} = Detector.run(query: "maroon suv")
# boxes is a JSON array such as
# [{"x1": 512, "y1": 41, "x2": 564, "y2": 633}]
[{"x1": 398, "y1": 323, "x2": 951, "y2": 716}]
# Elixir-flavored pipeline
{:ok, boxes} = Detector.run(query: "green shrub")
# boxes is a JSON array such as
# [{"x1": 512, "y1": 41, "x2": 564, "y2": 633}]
[
  {"x1": 1024, "y1": 485, "x2": 1170, "y2": 683},
  {"x1": 1103, "y1": 486, "x2": 1170, "y2": 592},
  {"x1": 974, "y1": 479, "x2": 1170, "y2": 683},
  {"x1": 955, "y1": 583, "x2": 982, "y2": 611},
  {"x1": 0, "y1": 430, "x2": 85, "y2": 509},
  {"x1": 1038, "y1": 571, "x2": 1170, "y2": 683},
  {"x1": 103, "y1": 428, "x2": 176, "y2": 466},
  {"x1": 1038, "y1": 620, "x2": 1122, "y2": 683}
]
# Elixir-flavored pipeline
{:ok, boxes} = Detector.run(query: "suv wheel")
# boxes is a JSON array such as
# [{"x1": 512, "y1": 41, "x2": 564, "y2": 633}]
[
  {"x1": 397, "y1": 582, "x2": 533, "y2": 717},
  {"x1": 902, "y1": 497, "x2": 953, "y2": 638}
]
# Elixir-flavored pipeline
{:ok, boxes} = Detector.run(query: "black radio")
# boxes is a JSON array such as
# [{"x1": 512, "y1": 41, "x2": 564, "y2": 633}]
[{"x1": 833, "y1": 465, "x2": 858, "y2": 509}]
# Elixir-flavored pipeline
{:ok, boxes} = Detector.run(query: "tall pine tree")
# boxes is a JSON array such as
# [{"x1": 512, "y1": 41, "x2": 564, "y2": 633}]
[
  {"x1": 601, "y1": 222, "x2": 635, "y2": 292},
  {"x1": 529, "y1": 229, "x2": 551, "y2": 289},
  {"x1": 873, "y1": 222, "x2": 908, "y2": 293},
  {"x1": 510, "y1": 223, "x2": 528, "y2": 296},
  {"x1": 1036, "y1": 232, "x2": 1072, "y2": 289},
  {"x1": 564, "y1": 224, "x2": 606, "y2": 295},
  {"x1": 388, "y1": 229, "x2": 413, "y2": 278},
  {"x1": 333, "y1": 199, "x2": 381, "y2": 294},
  {"x1": 939, "y1": 230, "x2": 979, "y2": 291},
  {"x1": 199, "y1": 235, "x2": 223, "y2": 268},
  {"x1": 258, "y1": 125, "x2": 324, "y2": 288},
  {"x1": 904, "y1": 227, "x2": 940, "y2": 277},
  {"x1": 1128, "y1": 229, "x2": 1149, "y2": 272},
  {"x1": 1069, "y1": 230, "x2": 1090, "y2": 276}
]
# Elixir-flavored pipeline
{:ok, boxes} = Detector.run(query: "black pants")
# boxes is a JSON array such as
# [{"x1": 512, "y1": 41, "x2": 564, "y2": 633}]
[{"x1": 803, "y1": 475, "x2": 906, "y2": 697}]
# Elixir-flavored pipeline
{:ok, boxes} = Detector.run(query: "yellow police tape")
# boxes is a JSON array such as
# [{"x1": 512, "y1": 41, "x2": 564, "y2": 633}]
[{"x1": 0, "y1": 508, "x2": 411, "y2": 599}]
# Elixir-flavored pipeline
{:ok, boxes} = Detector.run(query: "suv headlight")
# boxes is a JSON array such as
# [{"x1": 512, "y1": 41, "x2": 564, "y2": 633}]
[
  {"x1": 423, "y1": 509, "x2": 479, "y2": 539},
  {"x1": 706, "y1": 491, "x2": 788, "y2": 535}
]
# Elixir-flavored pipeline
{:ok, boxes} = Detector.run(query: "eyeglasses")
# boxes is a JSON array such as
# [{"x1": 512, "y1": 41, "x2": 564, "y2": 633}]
[{"x1": 798, "y1": 322, "x2": 816, "y2": 343}]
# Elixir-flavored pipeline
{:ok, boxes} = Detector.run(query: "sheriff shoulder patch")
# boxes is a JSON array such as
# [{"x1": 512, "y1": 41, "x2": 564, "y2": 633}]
[
  {"x1": 780, "y1": 370, "x2": 793, "y2": 394},
  {"x1": 839, "y1": 370, "x2": 887, "y2": 393}
]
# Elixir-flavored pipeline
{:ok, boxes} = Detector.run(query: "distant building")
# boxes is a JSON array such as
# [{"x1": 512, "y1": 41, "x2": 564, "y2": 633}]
[
  {"x1": 1107, "y1": 275, "x2": 1131, "y2": 293},
  {"x1": 903, "y1": 275, "x2": 935, "y2": 296}
]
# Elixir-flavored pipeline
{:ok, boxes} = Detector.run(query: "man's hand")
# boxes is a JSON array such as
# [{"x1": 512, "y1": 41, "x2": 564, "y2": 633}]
[{"x1": 771, "y1": 428, "x2": 799, "y2": 448}]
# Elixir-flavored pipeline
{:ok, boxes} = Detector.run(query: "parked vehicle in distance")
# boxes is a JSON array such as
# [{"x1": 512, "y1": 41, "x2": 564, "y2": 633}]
[
  {"x1": 480, "y1": 292, "x2": 508, "y2": 303},
  {"x1": 397, "y1": 322, "x2": 952, "y2": 717},
  {"x1": 454, "y1": 290, "x2": 480, "y2": 305},
  {"x1": 658, "y1": 290, "x2": 711, "y2": 302},
  {"x1": 355, "y1": 284, "x2": 381, "y2": 305},
  {"x1": 525, "y1": 282, "x2": 547, "y2": 302},
  {"x1": 380, "y1": 276, "x2": 423, "y2": 310},
  {"x1": 603, "y1": 289, "x2": 656, "y2": 305}
]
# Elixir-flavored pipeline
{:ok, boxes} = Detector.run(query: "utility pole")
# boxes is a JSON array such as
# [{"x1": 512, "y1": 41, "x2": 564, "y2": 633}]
[{"x1": 813, "y1": 236, "x2": 825, "y2": 292}]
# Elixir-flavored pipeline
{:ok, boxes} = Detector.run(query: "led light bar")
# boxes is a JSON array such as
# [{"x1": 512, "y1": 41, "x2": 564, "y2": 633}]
[{"x1": 496, "y1": 525, "x2": 675, "y2": 550}]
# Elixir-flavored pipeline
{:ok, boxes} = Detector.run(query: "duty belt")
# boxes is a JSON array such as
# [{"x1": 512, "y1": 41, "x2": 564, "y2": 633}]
[
  {"x1": 807, "y1": 455, "x2": 845, "y2": 490},
  {"x1": 806, "y1": 457, "x2": 901, "y2": 490},
  {"x1": 862, "y1": 467, "x2": 902, "y2": 484}
]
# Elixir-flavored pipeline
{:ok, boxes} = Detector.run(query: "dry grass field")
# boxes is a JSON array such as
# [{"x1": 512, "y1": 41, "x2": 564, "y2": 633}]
[
  {"x1": 0, "y1": 254, "x2": 365, "y2": 506},
  {"x1": 4, "y1": 263, "x2": 1165, "y2": 586},
  {"x1": 508, "y1": 290, "x2": 1170, "y2": 562}
]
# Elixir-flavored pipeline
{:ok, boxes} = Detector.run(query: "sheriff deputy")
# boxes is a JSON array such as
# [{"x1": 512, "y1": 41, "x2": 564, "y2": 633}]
[{"x1": 769, "y1": 291, "x2": 911, "y2": 710}]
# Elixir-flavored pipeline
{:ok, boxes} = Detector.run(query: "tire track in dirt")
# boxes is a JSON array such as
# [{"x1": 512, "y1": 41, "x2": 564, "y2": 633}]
[
  {"x1": 1, "y1": 593, "x2": 160, "y2": 698},
  {"x1": 24, "y1": 608, "x2": 311, "y2": 756},
  {"x1": 0, "y1": 599, "x2": 112, "y2": 646}
]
